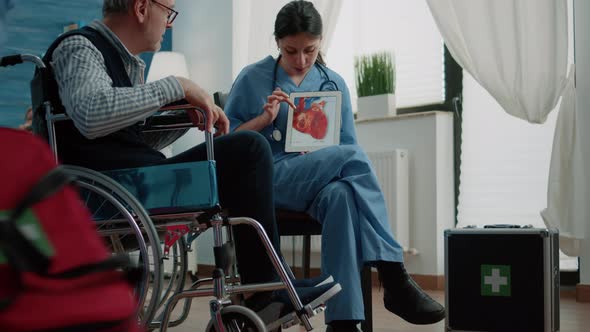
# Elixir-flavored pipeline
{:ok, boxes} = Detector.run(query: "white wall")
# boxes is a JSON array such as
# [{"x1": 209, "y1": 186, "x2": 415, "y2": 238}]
[
  {"x1": 168, "y1": 1, "x2": 590, "y2": 280},
  {"x1": 575, "y1": 0, "x2": 590, "y2": 286},
  {"x1": 173, "y1": 0, "x2": 234, "y2": 94},
  {"x1": 172, "y1": 0, "x2": 234, "y2": 265},
  {"x1": 356, "y1": 112, "x2": 455, "y2": 276},
  {"x1": 171, "y1": 0, "x2": 234, "y2": 156}
]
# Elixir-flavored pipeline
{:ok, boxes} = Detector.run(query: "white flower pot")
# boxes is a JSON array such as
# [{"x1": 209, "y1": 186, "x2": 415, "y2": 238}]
[{"x1": 357, "y1": 93, "x2": 397, "y2": 120}]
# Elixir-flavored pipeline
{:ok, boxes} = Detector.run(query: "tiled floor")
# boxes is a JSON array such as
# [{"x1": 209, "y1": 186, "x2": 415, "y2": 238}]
[{"x1": 159, "y1": 287, "x2": 590, "y2": 332}]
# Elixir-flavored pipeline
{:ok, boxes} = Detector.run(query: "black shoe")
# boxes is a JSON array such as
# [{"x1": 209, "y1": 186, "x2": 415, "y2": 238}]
[
  {"x1": 377, "y1": 261, "x2": 445, "y2": 325},
  {"x1": 326, "y1": 320, "x2": 362, "y2": 332}
]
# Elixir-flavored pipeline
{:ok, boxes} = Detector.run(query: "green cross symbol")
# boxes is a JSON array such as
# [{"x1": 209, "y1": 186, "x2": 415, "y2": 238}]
[
  {"x1": 0, "y1": 209, "x2": 54, "y2": 264},
  {"x1": 481, "y1": 264, "x2": 511, "y2": 297}
]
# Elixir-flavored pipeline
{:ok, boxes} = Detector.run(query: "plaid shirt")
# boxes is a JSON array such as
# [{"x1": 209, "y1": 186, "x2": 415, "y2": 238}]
[{"x1": 52, "y1": 20, "x2": 184, "y2": 139}]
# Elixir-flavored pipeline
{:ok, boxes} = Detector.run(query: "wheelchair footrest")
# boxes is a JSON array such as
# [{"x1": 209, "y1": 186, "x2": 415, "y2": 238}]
[
  {"x1": 266, "y1": 282, "x2": 342, "y2": 331},
  {"x1": 281, "y1": 305, "x2": 326, "y2": 329}
]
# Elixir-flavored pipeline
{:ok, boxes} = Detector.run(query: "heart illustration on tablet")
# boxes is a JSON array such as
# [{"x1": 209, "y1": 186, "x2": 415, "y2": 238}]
[
  {"x1": 293, "y1": 98, "x2": 328, "y2": 139},
  {"x1": 285, "y1": 91, "x2": 341, "y2": 153}
]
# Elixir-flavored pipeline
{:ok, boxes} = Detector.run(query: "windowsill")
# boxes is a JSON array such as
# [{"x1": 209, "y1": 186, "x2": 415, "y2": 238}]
[{"x1": 354, "y1": 110, "x2": 448, "y2": 124}]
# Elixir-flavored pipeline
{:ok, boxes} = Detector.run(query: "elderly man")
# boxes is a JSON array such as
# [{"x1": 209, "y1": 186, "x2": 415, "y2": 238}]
[{"x1": 43, "y1": 0, "x2": 339, "y2": 316}]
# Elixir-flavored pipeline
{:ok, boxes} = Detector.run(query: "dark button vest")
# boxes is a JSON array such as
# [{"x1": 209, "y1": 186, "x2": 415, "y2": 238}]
[{"x1": 33, "y1": 26, "x2": 165, "y2": 171}]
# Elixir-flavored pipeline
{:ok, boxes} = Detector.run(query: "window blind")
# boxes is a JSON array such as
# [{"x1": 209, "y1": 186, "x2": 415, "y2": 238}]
[
  {"x1": 326, "y1": 0, "x2": 444, "y2": 111},
  {"x1": 459, "y1": 73, "x2": 577, "y2": 270},
  {"x1": 457, "y1": 1, "x2": 576, "y2": 271}
]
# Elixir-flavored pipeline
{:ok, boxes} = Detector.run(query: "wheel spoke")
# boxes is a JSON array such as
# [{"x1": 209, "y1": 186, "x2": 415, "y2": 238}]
[{"x1": 64, "y1": 166, "x2": 163, "y2": 326}]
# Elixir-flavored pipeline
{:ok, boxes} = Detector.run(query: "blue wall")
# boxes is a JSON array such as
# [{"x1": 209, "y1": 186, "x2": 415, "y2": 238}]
[
  {"x1": 0, "y1": 0, "x2": 171, "y2": 128},
  {"x1": 0, "y1": 0, "x2": 102, "y2": 128}
]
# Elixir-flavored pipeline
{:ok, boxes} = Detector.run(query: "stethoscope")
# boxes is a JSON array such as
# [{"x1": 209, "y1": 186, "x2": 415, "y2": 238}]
[{"x1": 270, "y1": 55, "x2": 339, "y2": 142}]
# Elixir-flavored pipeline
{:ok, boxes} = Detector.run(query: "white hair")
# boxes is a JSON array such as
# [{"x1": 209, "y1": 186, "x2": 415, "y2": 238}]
[{"x1": 102, "y1": 0, "x2": 133, "y2": 17}]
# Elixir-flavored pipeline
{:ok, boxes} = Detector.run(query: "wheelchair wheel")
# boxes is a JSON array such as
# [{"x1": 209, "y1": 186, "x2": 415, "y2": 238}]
[
  {"x1": 152, "y1": 234, "x2": 188, "y2": 321},
  {"x1": 62, "y1": 165, "x2": 163, "y2": 325},
  {"x1": 206, "y1": 305, "x2": 267, "y2": 332},
  {"x1": 158, "y1": 235, "x2": 188, "y2": 308},
  {"x1": 145, "y1": 236, "x2": 189, "y2": 331}
]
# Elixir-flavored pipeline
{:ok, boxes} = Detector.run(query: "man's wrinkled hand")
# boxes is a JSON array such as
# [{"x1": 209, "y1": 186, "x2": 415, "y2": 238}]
[{"x1": 213, "y1": 105, "x2": 230, "y2": 136}]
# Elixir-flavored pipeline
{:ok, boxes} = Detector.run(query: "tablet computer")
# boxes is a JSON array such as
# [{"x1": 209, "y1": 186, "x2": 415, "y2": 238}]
[{"x1": 285, "y1": 91, "x2": 342, "y2": 152}]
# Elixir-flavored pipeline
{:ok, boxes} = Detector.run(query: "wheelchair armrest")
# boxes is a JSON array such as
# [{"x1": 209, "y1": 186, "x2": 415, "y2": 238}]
[
  {"x1": 160, "y1": 99, "x2": 195, "y2": 110},
  {"x1": 141, "y1": 99, "x2": 203, "y2": 132},
  {"x1": 140, "y1": 111, "x2": 193, "y2": 132},
  {"x1": 139, "y1": 99, "x2": 206, "y2": 151},
  {"x1": 141, "y1": 99, "x2": 215, "y2": 161}
]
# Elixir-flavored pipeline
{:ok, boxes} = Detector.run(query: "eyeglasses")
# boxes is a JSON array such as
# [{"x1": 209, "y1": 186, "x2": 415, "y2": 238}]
[{"x1": 151, "y1": 0, "x2": 178, "y2": 25}]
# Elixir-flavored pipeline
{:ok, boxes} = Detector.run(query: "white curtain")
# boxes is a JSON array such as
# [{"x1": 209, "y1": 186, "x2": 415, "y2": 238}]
[
  {"x1": 426, "y1": 0, "x2": 585, "y2": 255},
  {"x1": 232, "y1": 0, "x2": 342, "y2": 79},
  {"x1": 543, "y1": 66, "x2": 586, "y2": 255}
]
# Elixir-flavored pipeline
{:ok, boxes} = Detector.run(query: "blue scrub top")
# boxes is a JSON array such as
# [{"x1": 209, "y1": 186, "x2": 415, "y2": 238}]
[{"x1": 224, "y1": 56, "x2": 357, "y2": 162}]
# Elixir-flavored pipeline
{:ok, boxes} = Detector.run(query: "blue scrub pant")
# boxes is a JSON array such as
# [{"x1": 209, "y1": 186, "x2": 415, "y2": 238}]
[{"x1": 274, "y1": 144, "x2": 404, "y2": 322}]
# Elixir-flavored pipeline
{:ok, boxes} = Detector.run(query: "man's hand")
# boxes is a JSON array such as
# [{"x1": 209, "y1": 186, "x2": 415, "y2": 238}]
[
  {"x1": 211, "y1": 104, "x2": 229, "y2": 136},
  {"x1": 176, "y1": 77, "x2": 230, "y2": 136}
]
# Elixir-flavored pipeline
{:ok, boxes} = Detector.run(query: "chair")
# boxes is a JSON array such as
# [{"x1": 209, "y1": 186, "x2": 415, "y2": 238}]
[
  {"x1": 215, "y1": 92, "x2": 374, "y2": 332},
  {"x1": 7, "y1": 53, "x2": 327, "y2": 332}
]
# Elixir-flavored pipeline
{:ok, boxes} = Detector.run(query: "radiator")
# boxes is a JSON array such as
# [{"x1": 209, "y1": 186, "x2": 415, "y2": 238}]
[
  {"x1": 367, "y1": 149, "x2": 410, "y2": 251},
  {"x1": 281, "y1": 149, "x2": 411, "y2": 259}
]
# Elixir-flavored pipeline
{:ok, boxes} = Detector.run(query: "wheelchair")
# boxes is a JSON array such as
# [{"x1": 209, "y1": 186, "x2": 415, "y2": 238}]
[{"x1": 1, "y1": 54, "x2": 338, "y2": 331}]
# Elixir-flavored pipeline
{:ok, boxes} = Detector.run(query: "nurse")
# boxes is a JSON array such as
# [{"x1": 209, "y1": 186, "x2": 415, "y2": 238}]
[{"x1": 224, "y1": 1, "x2": 445, "y2": 331}]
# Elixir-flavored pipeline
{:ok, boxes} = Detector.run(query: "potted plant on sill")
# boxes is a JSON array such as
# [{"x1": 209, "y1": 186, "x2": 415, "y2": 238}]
[{"x1": 354, "y1": 51, "x2": 396, "y2": 120}]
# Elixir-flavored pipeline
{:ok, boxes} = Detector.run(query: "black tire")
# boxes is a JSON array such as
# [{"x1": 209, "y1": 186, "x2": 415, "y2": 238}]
[
  {"x1": 63, "y1": 165, "x2": 163, "y2": 326},
  {"x1": 157, "y1": 235, "x2": 188, "y2": 308},
  {"x1": 206, "y1": 305, "x2": 267, "y2": 332}
]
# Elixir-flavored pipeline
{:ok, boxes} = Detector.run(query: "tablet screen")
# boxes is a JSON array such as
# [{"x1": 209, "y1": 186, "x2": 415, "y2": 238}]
[{"x1": 285, "y1": 91, "x2": 342, "y2": 152}]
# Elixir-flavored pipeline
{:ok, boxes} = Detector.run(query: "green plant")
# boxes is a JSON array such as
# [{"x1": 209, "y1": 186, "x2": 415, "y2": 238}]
[{"x1": 354, "y1": 51, "x2": 396, "y2": 97}]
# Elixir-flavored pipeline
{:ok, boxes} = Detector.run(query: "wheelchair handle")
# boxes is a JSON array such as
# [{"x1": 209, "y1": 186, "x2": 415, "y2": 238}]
[
  {"x1": 0, "y1": 54, "x2": 46, "y2": 69},
  {"x1": 195, "y1": 108, "x2": 215, "y2": 161}
]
